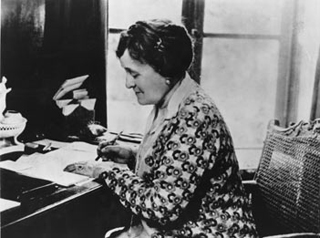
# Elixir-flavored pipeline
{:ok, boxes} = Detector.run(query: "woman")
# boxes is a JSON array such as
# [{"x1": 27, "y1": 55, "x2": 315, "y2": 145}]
[{"x1": 66, "y1": 19, "x2": 257, "y2": 238}]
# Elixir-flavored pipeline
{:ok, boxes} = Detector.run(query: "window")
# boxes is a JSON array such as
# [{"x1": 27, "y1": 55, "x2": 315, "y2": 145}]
[{"x1": 200, "y1": 0, "x2": 285, "y2": 169}]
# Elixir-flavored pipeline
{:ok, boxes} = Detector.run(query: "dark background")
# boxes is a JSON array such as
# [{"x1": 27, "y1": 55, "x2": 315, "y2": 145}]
[{"x1": 1, "y1": 0, "x2": 107, "y2": 141}]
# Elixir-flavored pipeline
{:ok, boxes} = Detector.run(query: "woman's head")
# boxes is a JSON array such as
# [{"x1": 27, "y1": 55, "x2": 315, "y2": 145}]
[{"x1": 116, "y1": 19, "x2": 194, "y2": 82}]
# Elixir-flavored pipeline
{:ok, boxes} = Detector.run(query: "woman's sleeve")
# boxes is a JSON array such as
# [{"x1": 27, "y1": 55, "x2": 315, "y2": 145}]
[{"x1": 100, "y1": 99, "x2": 224, "y2": 225}]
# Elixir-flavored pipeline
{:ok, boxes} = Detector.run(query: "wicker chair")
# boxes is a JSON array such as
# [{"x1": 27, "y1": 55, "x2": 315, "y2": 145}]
[{"x1": 244, "y1": 119, "x2": 320, "y2": 238}]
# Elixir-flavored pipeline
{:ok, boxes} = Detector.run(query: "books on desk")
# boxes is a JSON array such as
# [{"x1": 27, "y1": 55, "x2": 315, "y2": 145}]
[{"x1": 0, "y1": 142, "x2": 98, "y2": 187}]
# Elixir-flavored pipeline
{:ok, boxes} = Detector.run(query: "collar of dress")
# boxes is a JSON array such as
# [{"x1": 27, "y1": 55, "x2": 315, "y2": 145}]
[
  {"x1": 152, "y1": 74, "x2": 198, "y2": 122},
  {"x1": 136, "y1": 74, "x2": 199, "y2": 174}
]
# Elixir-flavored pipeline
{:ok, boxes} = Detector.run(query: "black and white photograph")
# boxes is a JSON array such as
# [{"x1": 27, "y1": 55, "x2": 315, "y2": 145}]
[{"x1": 1, "y1": 0, "x2": 320, "y2": 237}]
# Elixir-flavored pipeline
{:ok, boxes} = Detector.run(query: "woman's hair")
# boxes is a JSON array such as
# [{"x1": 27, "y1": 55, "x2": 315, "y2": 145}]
[{"x1": 116, "y1": 19, "x2": 194, "y2": 81}]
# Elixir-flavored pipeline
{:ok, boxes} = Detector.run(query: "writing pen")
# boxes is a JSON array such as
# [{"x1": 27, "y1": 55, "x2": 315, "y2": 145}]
[
  {"x1": 95, "y1": 130, "x2": 123, "y2": 161},
  {"x1": 43, "y1": 142, "x2": 52, "y2": 151}
]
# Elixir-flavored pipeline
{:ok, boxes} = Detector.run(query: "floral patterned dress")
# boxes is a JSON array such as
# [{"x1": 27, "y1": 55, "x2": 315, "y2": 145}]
[{"x1": 100, "y1": 75, "x2": 258, "y2": 238}]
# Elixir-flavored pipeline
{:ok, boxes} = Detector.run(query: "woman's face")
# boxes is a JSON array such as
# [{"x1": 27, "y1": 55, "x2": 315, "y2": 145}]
[{"x1": 119, "y1": 50, "x2": 170, "y2": 105}]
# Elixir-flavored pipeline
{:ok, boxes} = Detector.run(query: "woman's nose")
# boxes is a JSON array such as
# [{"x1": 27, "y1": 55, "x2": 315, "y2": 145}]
[{"x1": 125, "y1": 74, "x2": 135, "y2": 89}]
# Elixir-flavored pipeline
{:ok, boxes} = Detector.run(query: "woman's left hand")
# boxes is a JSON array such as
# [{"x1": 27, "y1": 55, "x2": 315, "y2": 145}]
[{"x1": 64, "y1": 161, "x2": 127, "y2": 179}]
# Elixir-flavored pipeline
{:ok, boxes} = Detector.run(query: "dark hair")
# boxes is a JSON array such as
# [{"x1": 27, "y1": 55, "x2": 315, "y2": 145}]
[{"x1": 116, "y1": 19, "x2": 194, "y2": 81}]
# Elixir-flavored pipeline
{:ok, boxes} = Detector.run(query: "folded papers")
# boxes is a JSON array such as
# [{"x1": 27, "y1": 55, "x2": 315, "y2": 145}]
[
  {"x1": 53, "y1": 75, "x2": 89, "y2": 101},
  {"x1": 61, "y1": 98, "x2": 96, "y2": 116},
  {"x1": 52, "y1": 75, "x2": 96, "y2": 140},
  {"x1": 53, "y1": 75, "x2": 95, "y2": 116}
]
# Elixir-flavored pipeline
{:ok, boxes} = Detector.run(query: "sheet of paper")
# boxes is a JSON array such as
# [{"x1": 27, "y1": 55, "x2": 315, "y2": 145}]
[
  {"x1": 80, "y1": 98, "x2": 96, "y2": 110},
  {"x1": 63, "y1": 141, "x2": 97, "y2": 153},
  {"x1": 0, "y1": 198, "x2": 20, "y2": 212},
  {"x1": 55, "y1": 99, "x2": 73, "y2": 109},
  {"x1": 0, "y1": 142, "x2": 98, "y2": 187},
  {"x1": 0, "y1": 159, "x2": 32, "y2": 171},
  {"x1": 53, "y1": 75, "x2": 88, "y2": 100},
  {"x1": 22, "y1": 169, "x2": 89, "y2": 187}
]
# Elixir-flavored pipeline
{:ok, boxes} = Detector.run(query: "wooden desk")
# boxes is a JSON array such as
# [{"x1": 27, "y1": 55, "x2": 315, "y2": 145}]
[{"x1": 0, "y1": 153, "x2": 131, "y2": 238}]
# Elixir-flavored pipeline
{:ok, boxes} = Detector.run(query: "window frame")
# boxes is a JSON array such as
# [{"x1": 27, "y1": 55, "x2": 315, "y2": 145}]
[
  {"x1": 182, "y1": 0, "x2": 299, "y2": 127},
  {"x1": 105, "y1": 0, "x2": 299, "y2": 127}
]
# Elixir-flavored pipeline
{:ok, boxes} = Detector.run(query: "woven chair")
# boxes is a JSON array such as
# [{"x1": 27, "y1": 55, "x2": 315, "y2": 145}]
[{"x1": 244, "y1": 119, "x2": 320, "y2": 238}]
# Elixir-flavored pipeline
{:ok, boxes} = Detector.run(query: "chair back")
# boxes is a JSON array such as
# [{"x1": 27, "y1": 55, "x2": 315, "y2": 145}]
[{"x1": 253, "y1": 119, "x2": 320, "y2": 235}]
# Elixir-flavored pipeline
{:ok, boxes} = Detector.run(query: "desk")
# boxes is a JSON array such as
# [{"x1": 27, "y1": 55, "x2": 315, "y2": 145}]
[{"x1": 0, "y1": 147, "x2": 131, "y2": 238}]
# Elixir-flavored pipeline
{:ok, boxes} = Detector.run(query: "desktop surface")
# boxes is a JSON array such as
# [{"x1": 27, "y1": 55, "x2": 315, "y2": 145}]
[{"x1": 0, "y1": 142, "x2": 131, "y2": 238}]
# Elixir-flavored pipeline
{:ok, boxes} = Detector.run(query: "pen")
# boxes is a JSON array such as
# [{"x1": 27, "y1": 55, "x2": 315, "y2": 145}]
[
  {"x1": 43, "y1": 142, "x2": 52, "y2": 151},
  {"x1": 95, "y1": 130, "x2": 123, "y2": 161}
]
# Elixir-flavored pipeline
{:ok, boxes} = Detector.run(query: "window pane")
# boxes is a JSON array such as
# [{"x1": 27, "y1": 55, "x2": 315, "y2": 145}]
[
  {"x1": 204, "y1": 0, "x2": 283, "y2": 35},
  {"x1": 201, "y1": 38, "x2": 279, "y2": 168},
  {"x1": 109, "y1": 0, "x2": 183, "y2": 29}
]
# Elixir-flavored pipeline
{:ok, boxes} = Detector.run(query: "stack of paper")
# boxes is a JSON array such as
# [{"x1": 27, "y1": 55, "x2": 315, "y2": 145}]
[{"x1": 0, "y1": 142, "x2": 98, "y2": 187}]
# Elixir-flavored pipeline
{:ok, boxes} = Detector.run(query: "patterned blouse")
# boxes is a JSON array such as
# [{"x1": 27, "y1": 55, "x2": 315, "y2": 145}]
[{"x1": 100, "y1": 75, "x2": 258, "y2": 238}]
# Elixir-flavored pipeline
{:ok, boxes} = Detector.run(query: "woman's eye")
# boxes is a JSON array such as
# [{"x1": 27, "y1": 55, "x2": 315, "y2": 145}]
[{"x1": 132, "y1": 74, "x2": 139, "y2": 78}]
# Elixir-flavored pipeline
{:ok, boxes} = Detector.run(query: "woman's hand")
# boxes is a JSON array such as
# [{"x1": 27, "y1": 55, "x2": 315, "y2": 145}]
[
  {"x1": 64, "y1": 161, "x2": 127, "y2": 179},
  {"x1": 97, "y1": 141, "x2": 136, "y2": 165}
]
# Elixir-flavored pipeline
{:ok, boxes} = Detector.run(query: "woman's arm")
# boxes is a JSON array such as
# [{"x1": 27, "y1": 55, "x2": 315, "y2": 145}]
[{"x1": 100, "y1": 97, "x2": 229, "y2": 226}]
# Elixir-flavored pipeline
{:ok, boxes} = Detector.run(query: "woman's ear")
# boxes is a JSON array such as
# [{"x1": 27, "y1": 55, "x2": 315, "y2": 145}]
[{"x1": 165, "y1": 76, "x2": 181, "y2": 88}]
